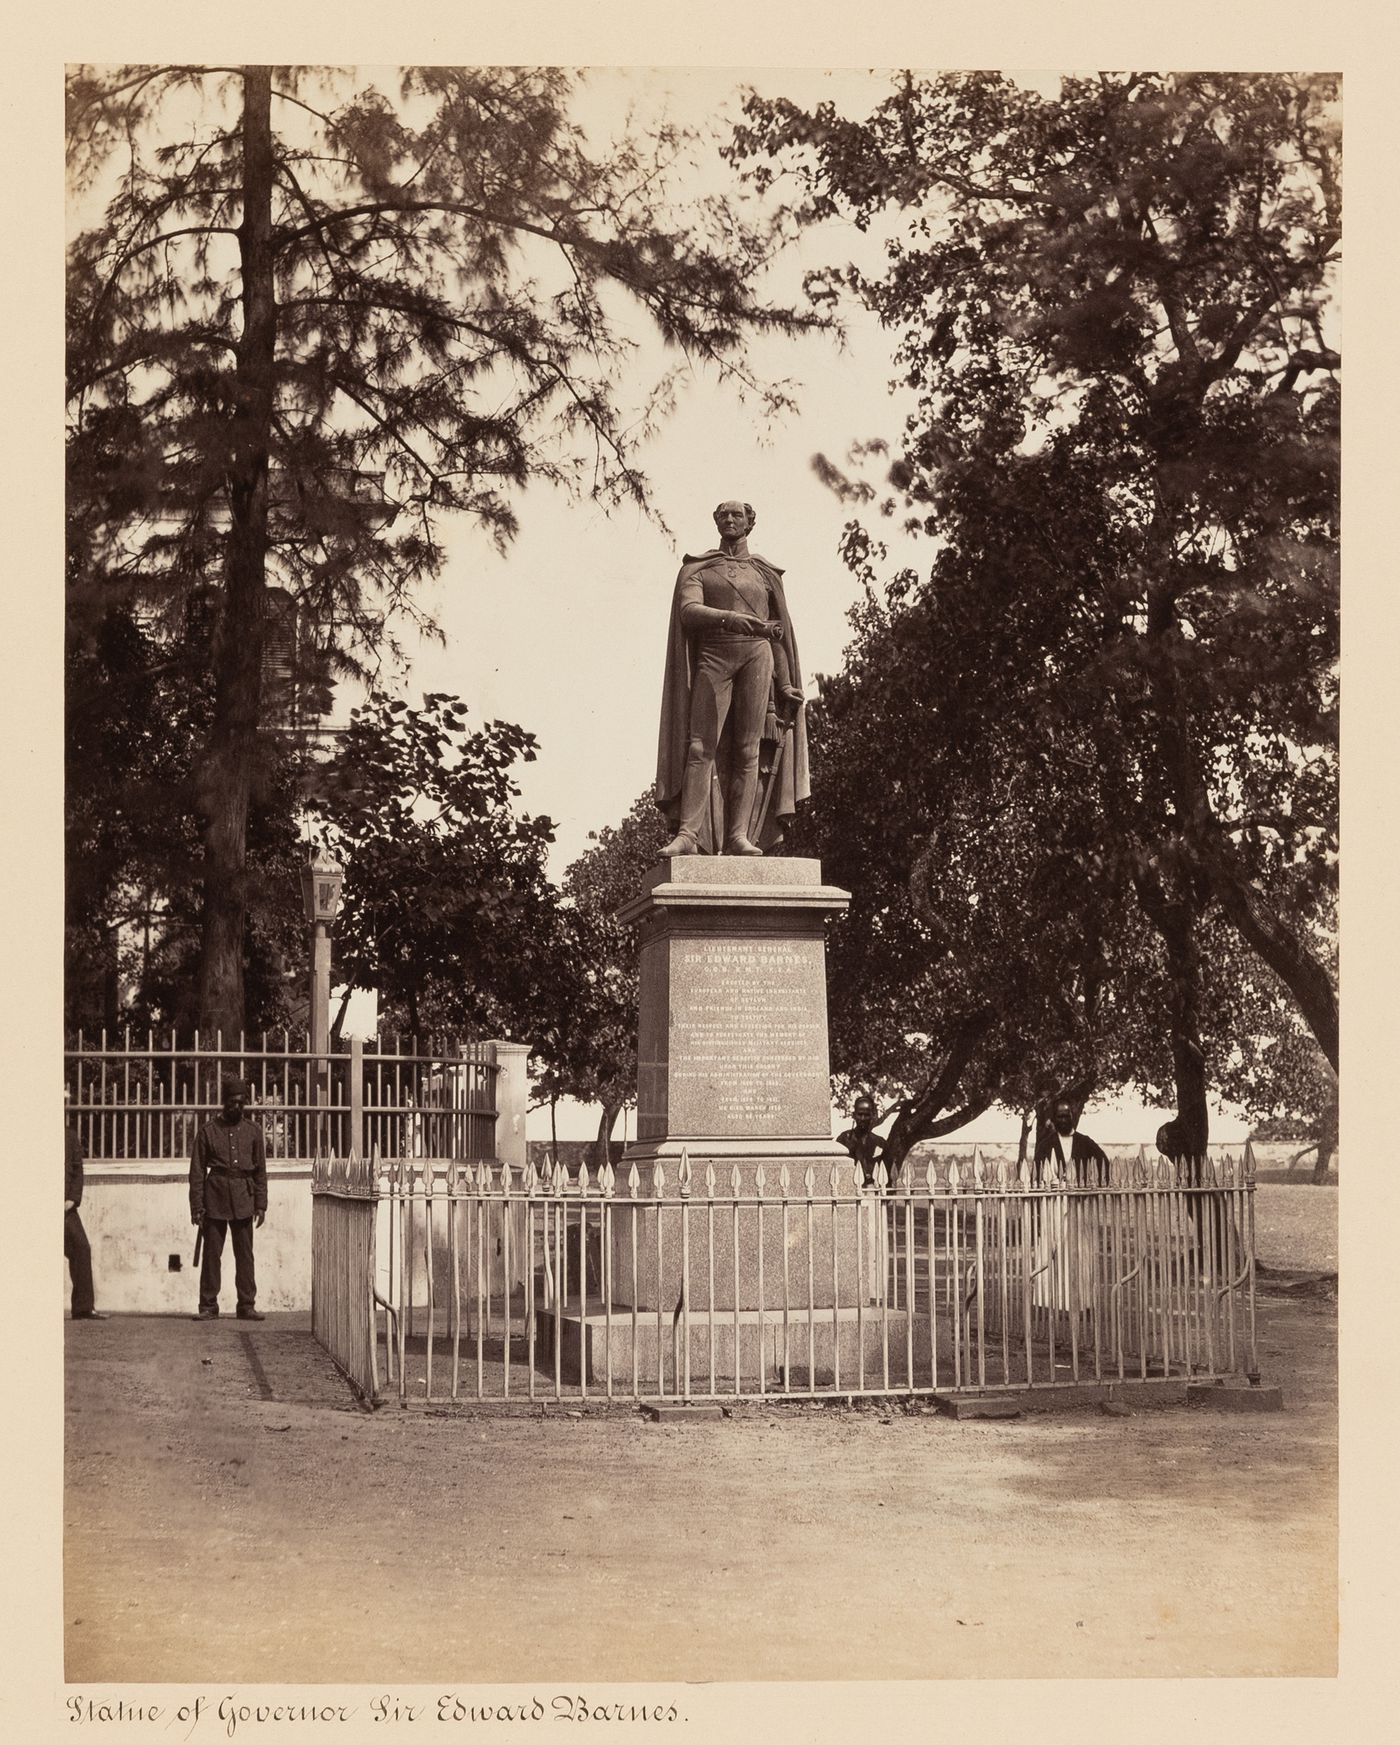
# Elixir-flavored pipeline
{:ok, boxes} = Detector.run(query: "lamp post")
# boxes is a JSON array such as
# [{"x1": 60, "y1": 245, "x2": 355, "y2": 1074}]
[{"x1": 300, "y1": 850, "x2": 345, "y2": 1106}]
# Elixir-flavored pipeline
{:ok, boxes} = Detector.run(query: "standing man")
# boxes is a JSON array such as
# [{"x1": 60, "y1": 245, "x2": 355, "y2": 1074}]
[
  {"x1": 838, "y1": 1094, "x2": 889, "y2": 1188},
  {"x1": 839, "y1": 1093, "x2": 893, "y2": 1307},
  {"x1": 190, "y1": 1077, "x2": 267, "y2": 1321},
  {"x1": 656, "y1": 499, "x2": 809, "y2": 856},
  {"x1": 64, "y1": 1115, "x2": 106, "y2": 1320},
  {"x1": 1034, "y1": 1096, "x2": 1110, "y2": 1187}
]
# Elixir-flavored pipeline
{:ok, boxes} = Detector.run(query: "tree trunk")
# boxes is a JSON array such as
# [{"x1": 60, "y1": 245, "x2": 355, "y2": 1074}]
[
  {"x1": 594, "y1": 1101, "x2": 620, "y2": 1171},
  {"x1": 1140, "y1": 508, "x2": 1337, "y2": 1074},
  {"x1": 1312, "y1": 1088, "x2": 1338, "y2": 1184},
  {"x1": 1134, "y1": 866, "x2": 1210, "y2": 1159},
  {"x1": 882, "y1": 1008, "x2": 993, "y2": 1174},
  {"x1": 195, "y1": 66, "x2": 276, "y2": 1037}
]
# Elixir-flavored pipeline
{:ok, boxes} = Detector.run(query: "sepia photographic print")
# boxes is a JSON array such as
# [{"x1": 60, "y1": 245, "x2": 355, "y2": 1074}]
[{"x1": 7, "y1": 11, "x2": 1394, "y2": 1743}]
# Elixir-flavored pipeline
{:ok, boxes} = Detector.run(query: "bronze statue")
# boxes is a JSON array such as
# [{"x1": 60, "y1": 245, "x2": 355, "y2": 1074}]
[{"x1": 656, "y1": 501, "x2": 810, "y2": 856}]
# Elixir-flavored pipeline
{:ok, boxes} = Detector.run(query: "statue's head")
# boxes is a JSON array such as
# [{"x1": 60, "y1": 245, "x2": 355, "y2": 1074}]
[{"x1": 713, "y1": 500, "x2": 756, "y2": 537}]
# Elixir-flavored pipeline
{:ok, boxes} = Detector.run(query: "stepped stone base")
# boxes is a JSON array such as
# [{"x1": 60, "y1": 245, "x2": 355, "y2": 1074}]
[{"x1": 535, "y1": 1303, "x2": 921, "y2": 1390}]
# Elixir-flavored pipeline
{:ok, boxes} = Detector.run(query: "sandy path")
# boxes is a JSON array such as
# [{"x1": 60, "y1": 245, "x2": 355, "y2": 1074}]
[{"x1": 64, "y1": 1291, "x2": 1335, "y2": 1683}]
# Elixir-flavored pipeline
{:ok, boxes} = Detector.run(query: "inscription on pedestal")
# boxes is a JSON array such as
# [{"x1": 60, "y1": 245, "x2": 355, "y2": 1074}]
[
  {"x1": 670, "y1": 940, "x2": 827, "y2": 1128},
  {"x1": 655, "y1": 934, "x2": 831, "y2": 1137}
]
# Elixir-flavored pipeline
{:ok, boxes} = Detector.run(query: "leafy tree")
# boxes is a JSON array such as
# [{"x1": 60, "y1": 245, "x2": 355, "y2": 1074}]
[
  {"x1": 738, "y1": 72, "x2": 1338, "y2": 1153},
  {"x1": 796, "y1": 624, "x2": 1185, "y2": 1171},
  {"x1": 537, "y1": 791, "x2": 669, "y2": 1162},
  {"x1": 309, "y1": 691, "x2": 559, "y2": 1040},
  {"x1": 67, "y1": 64, "x2": 823, "y2": 1035}
]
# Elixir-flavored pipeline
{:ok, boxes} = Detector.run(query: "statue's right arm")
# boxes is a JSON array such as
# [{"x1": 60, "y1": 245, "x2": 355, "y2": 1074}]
[
  {"x1": 677, "y1": 572, "x2": 762, "y2": 636},
  {"x1": 679, "y1": 600, "x2": 732, "y2": 632}
]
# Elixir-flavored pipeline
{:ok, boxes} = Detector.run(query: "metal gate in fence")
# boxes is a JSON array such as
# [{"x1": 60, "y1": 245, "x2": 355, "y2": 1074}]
[{"x1": 310, "y1": 1148, "x2": 1260, "y2": 1405}]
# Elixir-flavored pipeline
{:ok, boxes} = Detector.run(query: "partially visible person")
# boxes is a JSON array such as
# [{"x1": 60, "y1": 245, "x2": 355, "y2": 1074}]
[
  {"x1": 64, "y1": 1114, "x2": 106, "y2": 1320},
  {"x1": 1156, "y1": 1117, "x2": 1231, "y2": 1273},
  {"x1": 1034, "y1": 1097, "x2": 1109, "y2": 1188},
  {"x1": 1155, "y1": 1118, "x2": 1193, "y2": 1172},
  {"x1": 838, "y1": 1093, "x2": 890, "y2": 1188},
  {"x1": 190, "y1": 1077, "x2": 268, "y2": 1321}
]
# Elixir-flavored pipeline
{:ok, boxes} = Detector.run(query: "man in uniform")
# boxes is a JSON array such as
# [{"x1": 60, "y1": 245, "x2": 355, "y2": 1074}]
[
  {"x1": 190, "y1": 1077, "x2": 267, "y2": 1320},
  {"x1": 64, "y1": 1114, "x2": 106, "y2": 1319},
  {"x1": 656, "y1": 500, "x2": 809, "y2": 855}
]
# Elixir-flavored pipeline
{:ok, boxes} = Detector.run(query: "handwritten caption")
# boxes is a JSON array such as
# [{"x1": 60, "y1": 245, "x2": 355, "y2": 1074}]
[{"x1": 67, "y1": 1695, "x2": 685, "y2": 1737}]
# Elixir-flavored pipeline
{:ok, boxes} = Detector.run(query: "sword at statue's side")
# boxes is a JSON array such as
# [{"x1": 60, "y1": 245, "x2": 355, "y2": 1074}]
[{"x1": 751, "y1": 698, "x2": 798, "y2": 845}]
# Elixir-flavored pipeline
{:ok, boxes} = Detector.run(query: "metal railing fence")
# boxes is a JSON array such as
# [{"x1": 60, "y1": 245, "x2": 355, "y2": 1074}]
[
  {"x1": 310, "y1": 1146, "x2": 1260, "y2": 1405},
  {"x1": 64, "y1": 1030, "x2": 498, "y2": 1164}
]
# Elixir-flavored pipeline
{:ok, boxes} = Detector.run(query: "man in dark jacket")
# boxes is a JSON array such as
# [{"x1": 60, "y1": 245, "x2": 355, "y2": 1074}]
[
  {"x1": 64, "y1": 1119, "x2": 106, "y2": 1319},
  {"x1": 190, "y1": 1078, "x2": 268, "y2": 1320},
  {"x1": 1034, "y1": 1098, "x2": 1110, "y2": 1188}
]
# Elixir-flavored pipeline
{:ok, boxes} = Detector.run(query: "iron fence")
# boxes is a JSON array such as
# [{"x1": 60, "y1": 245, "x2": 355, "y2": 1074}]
[
  {"x1": 64, "y1": 1030, "x2": 498, "y2": 1164},
  {"x1": 310, "y1": 1145, "x2": 1259, "y2": 1405}
]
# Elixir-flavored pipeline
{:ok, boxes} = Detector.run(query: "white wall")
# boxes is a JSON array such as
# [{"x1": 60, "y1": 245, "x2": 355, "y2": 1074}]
[{"x1": 70, "y1": 1165, "x2": 314, "y2": 1315}]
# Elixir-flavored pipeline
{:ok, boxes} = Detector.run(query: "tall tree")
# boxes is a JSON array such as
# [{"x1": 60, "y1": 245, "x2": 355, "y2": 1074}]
[
  {"x1": 68, "y1": 64, "x2": 823, "y2": 1034},
  {"x1": 737, "y1": 72, "x2": 1339, "y2": 1146},
  {"x1": 64, "y1": 598, "x2": 307, "y2": 1037}
]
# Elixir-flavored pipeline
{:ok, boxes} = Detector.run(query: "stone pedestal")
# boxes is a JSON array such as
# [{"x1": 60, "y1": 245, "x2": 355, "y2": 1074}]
[
  {"x1": 609, "y1": 857, "x2": 858, "y2": 1315},
  {"x1": 624, "y1": 857, "x2": 848, "y2": 1146}
]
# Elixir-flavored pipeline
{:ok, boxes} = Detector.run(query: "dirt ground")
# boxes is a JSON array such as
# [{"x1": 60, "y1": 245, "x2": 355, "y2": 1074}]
[{"x1": 64, "y1": 1276, "x2": 1336, "y2": 1684}]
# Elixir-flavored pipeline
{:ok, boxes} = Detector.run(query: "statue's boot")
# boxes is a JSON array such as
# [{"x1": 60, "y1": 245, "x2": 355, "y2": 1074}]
[
  {"x1": 661, "y1": 757, "x2": 713, "y2": 857},
  {"x1": 724, "y1": 757, "x2": 763, "y2": 856}
]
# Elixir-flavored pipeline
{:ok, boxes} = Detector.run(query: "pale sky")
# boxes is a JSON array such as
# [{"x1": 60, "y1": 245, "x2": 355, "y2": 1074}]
[{"x1": 382, "y1": 68, "x2": 922, "y2": 874}]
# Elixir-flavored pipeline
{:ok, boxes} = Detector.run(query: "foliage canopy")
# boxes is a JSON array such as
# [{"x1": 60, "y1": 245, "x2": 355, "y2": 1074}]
[{"x1": 738, "y1": 71, "x2": 1339, "y2": 1160}]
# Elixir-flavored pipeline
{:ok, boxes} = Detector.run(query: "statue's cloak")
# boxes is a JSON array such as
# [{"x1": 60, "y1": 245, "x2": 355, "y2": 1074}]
[{"x1": 655, "y1": 549, "x2": 811, "y2": 852}]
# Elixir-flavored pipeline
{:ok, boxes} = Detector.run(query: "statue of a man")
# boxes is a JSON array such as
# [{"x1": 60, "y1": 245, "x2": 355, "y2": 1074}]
[{"x1": 656, "y1": 500, "x2": 810, "y2": 856}]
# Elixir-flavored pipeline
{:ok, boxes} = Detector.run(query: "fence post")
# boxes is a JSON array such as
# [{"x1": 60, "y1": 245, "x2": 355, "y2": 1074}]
[
  {"x1": 489, "y1": 1041, "x2": 530, "y2": 1291},
  {"x1": 350, "y1": 1036, "x2": 364, "y2": 1160},
  {"x1": 488, "y1": 1041, "x2": 530, "y2": 1176}
]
